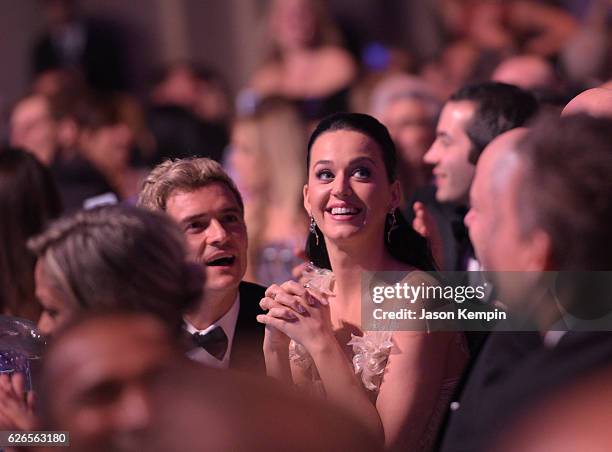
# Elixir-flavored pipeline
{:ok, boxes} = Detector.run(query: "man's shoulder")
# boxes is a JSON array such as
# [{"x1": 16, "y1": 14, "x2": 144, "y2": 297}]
[{"x1": 239, "y1": 281, "x2": 267, "y2": 301}]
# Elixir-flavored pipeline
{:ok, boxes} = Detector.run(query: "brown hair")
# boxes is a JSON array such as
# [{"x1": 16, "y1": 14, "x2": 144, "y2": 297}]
[
  {"x1": 138, "y1": 157, "x2": 244, "y2": 213},
  {"x1": 28, "y1": 205, "x2": 202, "y2": 330},
  {"x1": 516, "y1": 113, "x2": 612, "y2": 270}
]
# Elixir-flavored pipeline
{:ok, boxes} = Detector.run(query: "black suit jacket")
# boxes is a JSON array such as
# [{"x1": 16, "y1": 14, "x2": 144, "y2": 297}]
[
  {"x1": 230, "y1": 281, "x2": 267, "y2": 374},
  {"x1": 439, "y1": 331, "x2": 612, "y2": 452}
]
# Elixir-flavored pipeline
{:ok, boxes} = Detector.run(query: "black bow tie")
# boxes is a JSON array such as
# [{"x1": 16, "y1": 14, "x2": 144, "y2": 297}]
[{"x1": 191, "y1": 326, "x2": 228, "y2": 360}]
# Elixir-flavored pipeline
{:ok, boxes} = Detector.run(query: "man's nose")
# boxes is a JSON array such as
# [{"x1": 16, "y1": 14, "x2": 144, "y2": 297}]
[
  {"x1": 115, "y1": 386, "x2": 152, "y2": 432},
  {"x1": 423, "y1": 143, "x2": 438, "y2": 164},
  {"x1": 206, "y1": 219, "x2": 229, "y2": 245},
  {"x1": 464, "y1": 208, "x2": 474, "y2": 229}
]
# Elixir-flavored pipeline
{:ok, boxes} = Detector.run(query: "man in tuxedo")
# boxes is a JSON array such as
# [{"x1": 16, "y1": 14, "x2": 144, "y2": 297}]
[
  {"x1": 418, "y1": 82, "x2": 538, "y2": 271},
  {"x1": 139, "y1": 157, "x2": 265, "y2": 373},
  {"x1": 439, "y1": 114, "x2": 612, "y2": 451}
]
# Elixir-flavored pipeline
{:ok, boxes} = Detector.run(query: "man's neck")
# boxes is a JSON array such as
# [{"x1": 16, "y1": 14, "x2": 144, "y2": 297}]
[{"x1": 185, "y1": 286, "x2": 239, "y2": 330}]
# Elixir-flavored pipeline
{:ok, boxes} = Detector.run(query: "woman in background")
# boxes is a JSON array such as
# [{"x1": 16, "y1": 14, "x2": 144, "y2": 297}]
[
  {"x1": 230, "y1": 98, "x2": 309, "y2": 285},
  {"x1": 249, "y1": 0, "x2": 356, "y2": 122},
  {"x1": 0, "y1": 148, "x2": 62, "y2": 321}
]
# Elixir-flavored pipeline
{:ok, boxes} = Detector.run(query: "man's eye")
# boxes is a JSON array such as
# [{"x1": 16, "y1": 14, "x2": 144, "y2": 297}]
[
  {"x1": 316, "y1": 170, "x2": 334, "y2": 181},
  {"x1": 222, "y1": 214, "x2": 240, "y2": 224},
  {"x1": 353, "y1": 167, "x2": 371, "y2": 179},
  {"x1": 186, "y1": 222, "x2": 206, "y2": 232}
]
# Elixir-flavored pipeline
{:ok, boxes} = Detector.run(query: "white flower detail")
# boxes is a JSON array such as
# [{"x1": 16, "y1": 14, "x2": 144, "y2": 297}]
[{"x1": 348, "y1": 331, "x2": 393, "y2": 391}]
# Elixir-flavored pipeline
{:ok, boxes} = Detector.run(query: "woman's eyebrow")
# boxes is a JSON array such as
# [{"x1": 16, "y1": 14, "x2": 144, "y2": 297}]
[{"x1": 348, "y1": 156, "x2": 377, "y2": 165}]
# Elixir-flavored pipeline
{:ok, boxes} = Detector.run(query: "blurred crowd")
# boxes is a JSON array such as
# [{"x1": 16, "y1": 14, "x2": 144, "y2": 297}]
[{"x1": 1, "y1": 0, "x2": 612, "y2": 451}]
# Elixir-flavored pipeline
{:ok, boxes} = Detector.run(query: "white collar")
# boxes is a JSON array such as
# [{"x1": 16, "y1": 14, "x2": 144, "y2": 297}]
[{"x1": 184, "y1": 293, "x2": 240, "y2": 369}]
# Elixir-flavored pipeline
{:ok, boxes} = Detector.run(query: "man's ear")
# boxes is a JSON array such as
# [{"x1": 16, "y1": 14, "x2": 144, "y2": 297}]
[
  {"x1": 303, "y1": 184, "x2": 311, "y2": 217},
  {"x1": 527, "y1": 229, "x2": 553, "y2": 271},
  {"x1": 389, "y1": 180, "x2": 402, "y2": 211}
]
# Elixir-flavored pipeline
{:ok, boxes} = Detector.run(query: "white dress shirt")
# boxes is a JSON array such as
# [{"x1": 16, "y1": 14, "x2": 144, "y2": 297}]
[{"x1": 184, "y1": 294, "x2": 240, "y2": 369}]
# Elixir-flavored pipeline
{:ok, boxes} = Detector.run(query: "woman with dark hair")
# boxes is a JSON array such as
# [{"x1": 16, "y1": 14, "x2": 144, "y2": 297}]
[
  {"x1": 257, "y1": 113, "x2": 468, "y2": 451},
  {"x1": 0, "y1": 148, "x2": 62, "y2": 321}
]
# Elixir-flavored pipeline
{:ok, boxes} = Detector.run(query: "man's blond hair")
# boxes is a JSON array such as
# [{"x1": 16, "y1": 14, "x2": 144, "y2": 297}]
[{"x1": 138, "y1": 157, "x2": 244, "y2": 212}]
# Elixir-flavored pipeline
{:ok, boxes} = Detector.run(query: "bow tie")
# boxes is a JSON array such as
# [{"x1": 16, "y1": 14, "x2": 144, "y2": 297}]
[{"x1": 191, "y1": 326, "x2": 228, "y2": 360}]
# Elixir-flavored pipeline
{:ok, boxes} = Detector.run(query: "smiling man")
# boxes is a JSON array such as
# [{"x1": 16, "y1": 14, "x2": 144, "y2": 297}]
[
  {"x1": 139, "y1": 158, "x2": 265, "y2": 373},
  {"x1": 418, "y1": 82, "x2": 538, "y2": 271}
]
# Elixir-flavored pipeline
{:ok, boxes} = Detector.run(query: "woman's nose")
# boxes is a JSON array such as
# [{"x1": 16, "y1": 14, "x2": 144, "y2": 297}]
[{"x1": 331, "y1": 175, "x2": 352, "y2": 198}]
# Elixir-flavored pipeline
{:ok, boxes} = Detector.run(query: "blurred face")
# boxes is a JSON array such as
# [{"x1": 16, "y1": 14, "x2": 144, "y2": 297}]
[
  {"x1": 166, "y1": 183, "x2": 247, "y2": 295},
  {"x1": 230, "y1": 122, "x2": 266, "y2": 194},
  {"x1": 10, "y1": 96, "x2": 57, "y2": 165},
  {"x1": 81, "y1": 123, "x2": 133, "y2": 173},
  {"x1": 304, "y1": 130, "x2": 400, "y2": 246},
  {"x1": 271, "y1": 0, "x2": 317, "y2": 50},
  {"x1": 424, "y1": 100, "x2": 476, "y2": 204},
  {"x1": 35, "y1": 260, "x2": 74, "y2": 336},
  {"x1": 45, "y1": 316, "x2": 173, "y2": 452},
  {"x1": 381, "y1": 98, "x2": 435, "y2": 169}
]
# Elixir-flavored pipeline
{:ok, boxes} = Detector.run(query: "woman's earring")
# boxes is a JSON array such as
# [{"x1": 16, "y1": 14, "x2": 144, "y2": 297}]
[
  {"x1": 387, "y1": 209, "x2": 397, "y2": 244},
  {"x1": 309, "y1": 216, "x2": 320, "y2": 246}
]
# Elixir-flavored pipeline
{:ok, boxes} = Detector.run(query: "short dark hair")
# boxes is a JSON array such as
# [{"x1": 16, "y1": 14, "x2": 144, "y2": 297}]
[
  {"x1": 305, "y1": 113, "x2": 435, "y2": 271},
  {"x1": 450, "y1": 82, "x2": 539, "y2": 163},
  {"x1": 516, "y1": 113, "x2": 612, "y2": 270}
]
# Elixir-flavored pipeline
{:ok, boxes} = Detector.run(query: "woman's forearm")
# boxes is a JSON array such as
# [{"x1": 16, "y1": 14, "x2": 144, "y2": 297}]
[
  {"x1": 263, "y1": 345, "x2": 293, "y2": 382},
  {"x1": 310, "y1": 338, "x2": 385, "y2": 444}
]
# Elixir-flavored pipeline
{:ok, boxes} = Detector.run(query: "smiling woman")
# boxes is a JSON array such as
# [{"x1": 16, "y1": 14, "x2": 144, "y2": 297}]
[{"x1": 257, "y1": 113, "x2": 468, "y2": 451}]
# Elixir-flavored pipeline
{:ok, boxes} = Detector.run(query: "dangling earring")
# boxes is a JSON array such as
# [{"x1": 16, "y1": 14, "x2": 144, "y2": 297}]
[
  {"x1": 387, "y1": 209, "x2": 397, "y2": 244},
  {"x1": 309, "y1": 216, "x2": 320, "y2": 246}
]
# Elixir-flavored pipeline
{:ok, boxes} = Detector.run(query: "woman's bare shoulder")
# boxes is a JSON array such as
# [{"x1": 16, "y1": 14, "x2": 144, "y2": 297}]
[{"x1": 400, "y1": 270, "x2": 439, "y2": 287}]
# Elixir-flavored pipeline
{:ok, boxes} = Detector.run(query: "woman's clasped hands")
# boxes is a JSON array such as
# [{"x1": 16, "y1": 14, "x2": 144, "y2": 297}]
[{"x1": 257, "y1": 281, "x2": 334, "y2": 352}]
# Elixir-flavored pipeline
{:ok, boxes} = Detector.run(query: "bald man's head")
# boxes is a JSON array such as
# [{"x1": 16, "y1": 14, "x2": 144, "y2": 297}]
[
  {"x1": 465, "y1": 128, "x2": 529, "y2": 271},
  {"x1": 562, "y1": 88, "x2": 612, "y2": 118}
]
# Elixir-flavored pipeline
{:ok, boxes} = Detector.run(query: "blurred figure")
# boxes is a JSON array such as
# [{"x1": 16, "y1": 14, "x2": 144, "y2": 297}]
[
  {"x1": 229, "y1": 98, "x2": 308, "y2": 285},
  {"x1": 28, "y1": 204, "x2": 202, "y2": 336},
  {"x1": 9, "y1": 94, "x2": 60, "y2": 166},
  {"x1": 249, "y1": 0, "x2": 357, "y2": 122},
  {"x1": 139, "y1": 158, "x2": 265, "y2": 373},
  {"x1": 370, "y1": 74, "x2": 440, "y2": 201},
  {"x1": 146, "y1": 358, "x2": 381, "y2": 452},
  {"x1": 74, "y1": 97, "x2": 148, "y2": 202},
  {"x1": 9, "y1": 93, "x2": 115, "y2": 211},
  {"x1": 561, "y1": 0, "x2": 611, "y2": 85},
  {"x1": 491, "y1": 54, "x2": 566, "y2": 110},
  {"x1": 421, "y1": 39, "x2": 482, "y2": 101},
  {"x1": 495, "y1": 367, "x2": 612, "y2": 452},
  {"x1": 491, "y1": 54, "x2": 556, "y2": 91},
  {"x1": 562, "y1": 86, "x2": 612, "y2": 118},
  {"x1": 39, "y1": 311, "x2": 177, "y2": 452},
  {"x1": 148, "y1": 62, "x2": 229, "y2": 164},
  {"x1": 0, "y1": 148, "x2": 62, "y2": 321},
  {"x1": 437, "y1": 0, "x2": 578, "y2": 57},
  {"x1": 32, "y1": 0, "x2": 125, "y2": 93}
]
